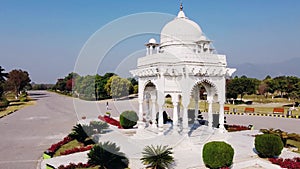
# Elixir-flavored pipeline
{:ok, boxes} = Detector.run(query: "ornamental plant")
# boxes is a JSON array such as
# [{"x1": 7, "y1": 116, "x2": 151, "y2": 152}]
[
  {"x1": 140, "y1": 145, "x2": 174, "y2": 169},
  {"x1": 58, "y1": 162, "x2": 92, "y2": 169},
  {"x1": 47, "y1": 136, "x2": 73, "y2": 155},
  {"x1": 255, "y1": 134, "x2": 283, "y2": 158},
  {"x1": 260, "y1": 128, "x2": 288, "y2": 146},
  {"x1": 90, "y1": 121, "x2": 109, "y2": 134},
  {"x1": 202, "y1": 141, "x2": 234, "y2": 169},
  {"x1": 119, "y1": 110, "x2": 138, "y2": 129},
  {"x1": 269, "y1": 157, "x2": 300, "y2": 169},
  {"x1": 88, "y1": 142, "x2": 129, "y2": 169},
  {"x1": 60, "y1": 145, "x2": 93, "y2": 156},
  {"x1": 99, "y1": 115, "x2": 122, "y2": 128}
]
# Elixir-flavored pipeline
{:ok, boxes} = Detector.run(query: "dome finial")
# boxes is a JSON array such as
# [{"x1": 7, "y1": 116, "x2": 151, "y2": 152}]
[{"x1": 177, "y1": 2, "x2": 186, "y2": 18}]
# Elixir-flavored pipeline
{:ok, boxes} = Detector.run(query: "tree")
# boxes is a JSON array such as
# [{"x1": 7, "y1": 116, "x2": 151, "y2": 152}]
[
  {"x1": 258, "y1": 81, "x2": 268, "y2": 98},
  {"x1": 140, "y1": 145, "x2": 174, "y2": 169},
  {"x1": 95, "y1": 73, "x2": 115, "y2": 100},
  {"x1": 88, "y1": 142, "x2": 129, "y2": 169},
  {"x1": 226, "y1": 76, "x2": 257, "y2": 100},
  {"x1": 55, "y1": 78, "x2": 66, "y2": 91},
  {"x1": 0, "y1": 66, "x2": 8, "y2": 98},
  {"x1": 78, "y1": 75, "x2": 96, "y2": 100},
  {"x1": 0, "y1": 66, "x2": 8, "y2": 83},
  {"x1": 6, "y1": 69, "x2": 31, "y2": 98},
  {"x1": 105, "y1": 76, "x2": 132, "y2": 99}
]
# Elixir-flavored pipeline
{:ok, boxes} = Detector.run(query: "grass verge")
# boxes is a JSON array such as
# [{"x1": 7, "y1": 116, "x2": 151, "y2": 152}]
[
  {"x1": 0, "y1": 100, "x2": 35, "y2": 118},
  {"x1": 287, "y1": 139, "x2": 300, "y2": 154}
]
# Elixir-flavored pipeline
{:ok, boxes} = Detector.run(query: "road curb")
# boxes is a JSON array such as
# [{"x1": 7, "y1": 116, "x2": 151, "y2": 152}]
[{"x1": 225, "y1": 112, "x2": 300, "y2": 119}]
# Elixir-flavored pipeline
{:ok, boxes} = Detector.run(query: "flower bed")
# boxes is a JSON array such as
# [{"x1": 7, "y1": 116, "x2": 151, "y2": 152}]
[
  {"x1": 98, "y1": 115, "x2": 122, "y2": 128},
  {"x1": 58, "y1": 162, "x2": 93, "y2": 169},
  {"x1": 225, "y1": 124, "x2": 250, "y2": 132},
  {"x1": 60, "y1": 145, "x2": 93, "y2": 156},
  {"x1": 46, "y1": 136, "x2": 73, "y2": 156},
  {"x1": 269, "y1": 157, "x2": 300, "y2": 169}
]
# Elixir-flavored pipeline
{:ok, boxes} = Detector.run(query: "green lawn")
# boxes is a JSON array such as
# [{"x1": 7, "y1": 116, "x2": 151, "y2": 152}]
[
  {"x1": 0, "y1": 100, "x2": 35, "y2": 118},
  {"x1": 54, "y1": 139, "x2": 83, "y2": 157},
  {"x1": 287, "y1": 139, "x2": 300, "y2": 154}
]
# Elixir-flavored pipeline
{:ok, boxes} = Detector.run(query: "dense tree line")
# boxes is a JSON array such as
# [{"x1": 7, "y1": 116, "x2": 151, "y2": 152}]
[
  {"x1": 227, "y1": 75, "x2": 300, "y2": 100},
  {"x1": 55, "y1": 72, "x2": 300, "y2": 101},
  {"x1": 0, "y1": 66, "x2": 31, "y2": 101},
  {"x1": 53, "y1": 72, "x2": 138, "y2": 100}
]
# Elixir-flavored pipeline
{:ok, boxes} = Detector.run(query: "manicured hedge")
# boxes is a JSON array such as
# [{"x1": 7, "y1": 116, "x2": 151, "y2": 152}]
[
  {"x1": 202, "y1": 141, "x2": 234, "y2": 169},
  {"x1": 255, "y1": 134, "x2": 283, "y2": 158},
  {"x1": 119, "y1": 111, "x2": 138, "y2": 129}
]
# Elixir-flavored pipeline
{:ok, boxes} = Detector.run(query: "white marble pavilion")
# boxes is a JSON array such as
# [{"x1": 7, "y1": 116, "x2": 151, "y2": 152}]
[{"x1": 131, "y1": 4, "x2": 236, "y2": 134}]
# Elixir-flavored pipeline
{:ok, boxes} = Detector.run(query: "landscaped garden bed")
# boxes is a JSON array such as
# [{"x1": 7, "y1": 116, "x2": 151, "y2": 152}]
[
  {"x1": 260, "y1": 128, "x2": 300, "y2": 153},
  {"x1": 269, "y1": 157, "x2": 300, "y2": 169},
  {"x1": 225, "y1": 124, "x2": 251, "y2": 132},
  {"x1": 98, "y1": 115, "x2": 122, "y2": 128}
]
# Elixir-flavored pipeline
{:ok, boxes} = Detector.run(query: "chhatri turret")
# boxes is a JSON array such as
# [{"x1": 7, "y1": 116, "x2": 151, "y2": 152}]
[{"x1": 131, "y1": 3, "x2": 236, "y2": 134}]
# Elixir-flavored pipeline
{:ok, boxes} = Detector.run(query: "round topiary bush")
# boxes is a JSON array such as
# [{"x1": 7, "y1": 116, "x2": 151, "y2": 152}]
[
  {"x1": 202, "y1": 141, "x2": 234, "y2": 169},
  {"x1": 255, "y1": 134, "x2": 283, "y2": 158},
  {"x1": 119, "y1": 110, "x2": 138, "y2": 129}
]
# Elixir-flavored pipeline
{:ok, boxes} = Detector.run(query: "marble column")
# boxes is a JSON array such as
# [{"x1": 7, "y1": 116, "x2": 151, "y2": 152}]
[
  {"x1": 182, "y1": 106, "x2": 188, "y2": 130},
  {"x1": 218, "y1": 102, "x2": 225, "y2": 132},
  {"x1": 194, "y1": 88, "x2": 199, "y2": 124},
  {"x1": 151, "y1": 95, "x2": 157, "y2": 128},
  {"x1": 138, "y1": 99, "x2": 144, "y2": 129},
  {"x1": 207, "y1": 100, "x2": 213, "y2": 130},
  {"x1": 172, "y1": 101, "x2": 178, "y2": 126}
]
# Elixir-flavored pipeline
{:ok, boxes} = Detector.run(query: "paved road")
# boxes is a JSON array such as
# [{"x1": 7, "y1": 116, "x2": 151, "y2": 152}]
[{"x1": 0, "y1": 91, "x2": 78, "y2": 169}]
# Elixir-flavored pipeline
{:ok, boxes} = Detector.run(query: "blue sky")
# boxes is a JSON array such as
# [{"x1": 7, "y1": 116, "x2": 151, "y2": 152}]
[{"x1": 1, "y1": 0, "x2": 300, "y2": 83}]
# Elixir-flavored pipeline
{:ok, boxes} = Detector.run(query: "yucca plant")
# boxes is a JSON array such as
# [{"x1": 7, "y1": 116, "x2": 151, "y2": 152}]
[
  {"x1": 68, "y1": 124, "x2": 93, "y2": 143},
  {"x1": 140, "y1": 145, "x2": 174, "y2": 169},
  {"x1": 90, "y1": 121, "x2": 109, "y2": 134},
  {"x1": 88, "y1": 141, "x2": 128, "y2": 169}
]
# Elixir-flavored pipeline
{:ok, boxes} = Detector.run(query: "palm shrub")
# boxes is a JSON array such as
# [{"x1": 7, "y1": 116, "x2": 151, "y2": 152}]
[
  {"x1": 119, "y1": 110, "x2": 138, "y2": 129},
  {"x1": 90, "y1": 121, "x2": 109, "y2": 134},
  {"x1": 202, "y1": 141, "x2": 234, "y2": 169},
  {"x1": 255, "y1": 134, "x2": 283, "y2": 158},
  {"x1": 140, "y1": 145, "x2": 174, "y2": 169},
  {"x1": 69, "y1": 124, "x2": 93, "y2": 143},
  {"x1": 88, "y1": 141, "x2": 129, "y2": 169}
]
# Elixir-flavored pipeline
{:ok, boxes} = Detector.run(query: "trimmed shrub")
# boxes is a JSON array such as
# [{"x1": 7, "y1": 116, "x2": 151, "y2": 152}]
[
  {"x1": 255, "y1": 134, "x2": 284, "y2": 158},
  {"x1": 203, "y1": 141, "x2": 234, "y2": 169},
  {"x1": 119, "y1": 110, "x2": 138, "y2": 129},
  {"x1": 0, "y1": 98, "x2": 9, "y2": 110}
]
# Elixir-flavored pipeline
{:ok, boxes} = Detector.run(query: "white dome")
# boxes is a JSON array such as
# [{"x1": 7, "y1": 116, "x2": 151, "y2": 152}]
[
  {"x1": 160, "y1": 10, "x2": 202, "y2": 46},
  {"x1": 148, "y1": 38, "x2": 156, "y2": 44}
]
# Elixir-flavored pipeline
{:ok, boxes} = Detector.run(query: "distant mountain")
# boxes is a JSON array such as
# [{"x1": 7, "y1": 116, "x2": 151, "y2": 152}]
[{"x1": 230, "y1": 57, "x2": 300, "y2": 79}]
